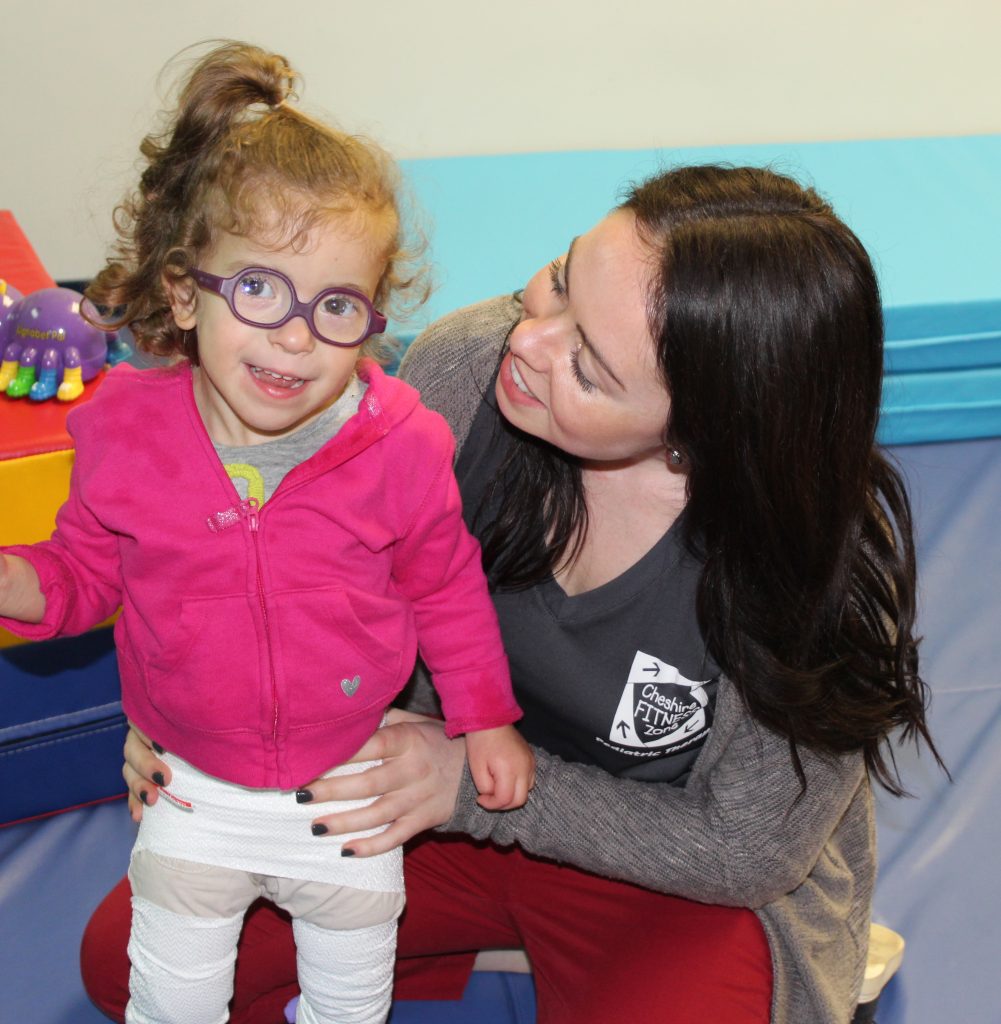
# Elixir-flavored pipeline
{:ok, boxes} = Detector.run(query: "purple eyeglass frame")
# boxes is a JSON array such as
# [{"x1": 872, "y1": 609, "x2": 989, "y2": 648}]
[{"x1": 190, "y1": 266, "x2": 387, "y2": 348}]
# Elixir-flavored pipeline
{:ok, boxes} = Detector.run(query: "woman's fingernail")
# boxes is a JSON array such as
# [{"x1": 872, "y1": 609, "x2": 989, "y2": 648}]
[
  {"x1": 340, "y1": 847, "x2": 356, "y2": 858},
  {"x1": 295, "y1": 789, "x2": 313, "y2": 804},
  {"x1": 151, "y1": 742, "x2": 165, "y2": 755},
  {"x1": 139, "y1": 790, "x2": 149, "y2": 805},
  {"x1": 311, "y1": 823, "x2": 328, "y2": 836},
  {"x1": 152, "y1": 772, "x2": 166, "y2": 787}
]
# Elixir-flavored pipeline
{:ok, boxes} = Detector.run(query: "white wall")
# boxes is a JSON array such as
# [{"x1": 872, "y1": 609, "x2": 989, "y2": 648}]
[{"x1": 3, "y1": 0, "x2": 999, "y2": 280}]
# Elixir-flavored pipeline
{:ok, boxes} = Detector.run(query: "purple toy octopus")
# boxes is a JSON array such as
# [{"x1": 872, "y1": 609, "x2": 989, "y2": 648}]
[{"x1": 0, "y1": 282, "x2": 130, "y2": 402}]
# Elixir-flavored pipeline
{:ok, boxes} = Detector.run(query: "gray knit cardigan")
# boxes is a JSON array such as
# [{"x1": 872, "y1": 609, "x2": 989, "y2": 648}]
[{"x1": 398, "y1": 295, "x2": 873, "y2": 1024}]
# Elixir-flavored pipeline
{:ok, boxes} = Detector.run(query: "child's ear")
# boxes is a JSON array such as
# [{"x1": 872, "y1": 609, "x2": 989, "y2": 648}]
[{"x1": 164, "y1": 273, "x2": 198, "y2": 330}]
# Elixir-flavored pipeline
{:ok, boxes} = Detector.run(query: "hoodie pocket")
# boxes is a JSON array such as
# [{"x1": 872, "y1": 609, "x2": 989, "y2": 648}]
[
  {"x1": 143, "y1": 593, "x2": 263, "y2": 733},
  {"x1": 271, "y1": 585, "x2": 412, "y2": 728}
]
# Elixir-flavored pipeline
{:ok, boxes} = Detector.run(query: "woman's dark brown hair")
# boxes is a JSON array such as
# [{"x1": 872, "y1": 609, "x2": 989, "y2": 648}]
[{"x1": 481, "y1": 164, "x2": 939, "y2": 793}]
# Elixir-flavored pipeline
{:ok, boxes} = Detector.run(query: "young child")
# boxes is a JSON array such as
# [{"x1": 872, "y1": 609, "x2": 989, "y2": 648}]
[{"x1": 0, "y1": 42, "x2": 532, "y2": 1024}]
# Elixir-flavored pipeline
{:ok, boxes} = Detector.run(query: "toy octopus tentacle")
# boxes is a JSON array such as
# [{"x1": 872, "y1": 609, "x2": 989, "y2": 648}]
[
  {"x1": 30, "y1": 346, "x2": 64, "y2": 401},
  {"x1": 0, "y1": 340, "x2": 23, "y2": 391},
  {"x1": 6, "y1": 344, "x2": 39, "y2": 398},
  {"x1": 57, "y1": 346, "x2": 85, "y2": 402}
]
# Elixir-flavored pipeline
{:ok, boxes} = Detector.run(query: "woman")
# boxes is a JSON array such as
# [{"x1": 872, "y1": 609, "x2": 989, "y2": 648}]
[{"x1": 81, "y1": 165, "x2": 937, "y2": 1024}]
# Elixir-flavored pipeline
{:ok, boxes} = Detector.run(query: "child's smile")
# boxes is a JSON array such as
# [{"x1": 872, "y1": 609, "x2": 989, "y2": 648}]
[{"x1": 248, "y1": 363, "x2": 307, "y2": 393}]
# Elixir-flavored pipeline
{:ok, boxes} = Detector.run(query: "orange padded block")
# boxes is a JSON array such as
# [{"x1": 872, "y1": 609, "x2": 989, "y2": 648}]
[{"x1": 0, "y1": 210, "x2": 55, "y2": 294}]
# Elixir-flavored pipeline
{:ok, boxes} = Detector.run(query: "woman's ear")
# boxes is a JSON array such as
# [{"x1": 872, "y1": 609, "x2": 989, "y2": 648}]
[{"x1": 164, "y1": 274, "x2": 198, "y2": 330}]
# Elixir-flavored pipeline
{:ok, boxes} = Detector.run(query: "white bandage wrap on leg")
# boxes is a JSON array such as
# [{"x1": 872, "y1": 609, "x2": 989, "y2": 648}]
[
  {"x1": 125, "y1": 897, "x2": 245, "y2": 1024},
  {"x1": 293, "y1": 918, "x2": 397, "y2": 1024}
]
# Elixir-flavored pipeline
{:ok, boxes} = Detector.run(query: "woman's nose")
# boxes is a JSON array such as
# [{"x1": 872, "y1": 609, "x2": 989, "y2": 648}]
[
  {"x1": 510, "y1": 303, "x2": 567, "y2": 367},
  {"x1": 269, "y1": 314, "x2": 316, "y2": 353}
]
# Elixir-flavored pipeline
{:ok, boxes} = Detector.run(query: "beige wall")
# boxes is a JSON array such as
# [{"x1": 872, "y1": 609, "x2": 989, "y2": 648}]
[{"x1": 3, "y1": 0, "x2": 999, "y2": 280}]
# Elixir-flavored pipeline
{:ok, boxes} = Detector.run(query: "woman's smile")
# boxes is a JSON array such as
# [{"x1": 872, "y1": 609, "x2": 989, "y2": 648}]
[{"x1": 498, "y1": 352, "x2": 544, "y2": 407}]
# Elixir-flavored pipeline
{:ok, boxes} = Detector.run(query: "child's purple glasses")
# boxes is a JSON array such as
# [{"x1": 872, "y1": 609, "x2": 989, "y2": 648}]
[{"x1": 190, "y1": 266, "x2": 387, "y2": 348}]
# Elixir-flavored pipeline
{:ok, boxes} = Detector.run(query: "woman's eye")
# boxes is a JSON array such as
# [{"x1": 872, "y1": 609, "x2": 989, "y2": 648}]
[
  {"x1": 548, "y1": 259, "x2": 566, "y2": 297},
  {"x1": 570, "y1": 344, "x2": 595, "y2": 394}
]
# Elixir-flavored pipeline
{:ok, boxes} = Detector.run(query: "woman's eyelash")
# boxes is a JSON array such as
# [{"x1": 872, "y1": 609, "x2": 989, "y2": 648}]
[
  {"x1": 548, "y1": 259, "x2": 566, "y2": 296},
  {"x1": 570, "y1": 344, "x2": 595, "y2": 393}
]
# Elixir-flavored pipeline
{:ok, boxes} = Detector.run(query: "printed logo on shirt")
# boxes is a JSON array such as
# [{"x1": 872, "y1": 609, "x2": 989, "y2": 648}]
[
  {"x1": 607, "y1": 650, "x2": 710, "y2": 750},
  {"x1": 223, "y1": 463, "x2": 265, "y2": 505}
]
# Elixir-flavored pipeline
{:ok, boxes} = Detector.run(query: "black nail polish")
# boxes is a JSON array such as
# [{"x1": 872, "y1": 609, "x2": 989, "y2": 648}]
[
  {"x1": 151, "y1": 742, "x2": 165, "y2": 755},
  {"x1": 139, "y1": 790, "x2": 149, "y2": 805},
  {"x1": 340, "y1": 847, "x2": 356, "y2": 858},
  {"x1": 295, "y1": 789, "x2": 313, "y2": 804},
  {"x1": 152, "y1": 772, "x2": 166, "y2": 787},
  {"x1": 311, "y1": 823, "x2": 328, "y2": 836}
]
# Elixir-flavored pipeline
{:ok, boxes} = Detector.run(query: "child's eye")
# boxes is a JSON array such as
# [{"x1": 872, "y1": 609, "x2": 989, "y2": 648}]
[
  {"x1": 548, "y1": 259, "x2": 566, "y2": 297},
  {"x1": 237, "y1": 273, "x2": 278, "y2": 301},
  {"x1": 320, "y1": 292, "x2": 358, "y2": 319},
  {"x1": 570, "y1": 344, "x2": 595, "y2": 394}
]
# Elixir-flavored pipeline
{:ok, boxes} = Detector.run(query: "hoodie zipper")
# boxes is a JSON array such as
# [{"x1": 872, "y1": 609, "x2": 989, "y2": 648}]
[{"x1": 244, "y1": 500, "x2": 280, "y2": 747}]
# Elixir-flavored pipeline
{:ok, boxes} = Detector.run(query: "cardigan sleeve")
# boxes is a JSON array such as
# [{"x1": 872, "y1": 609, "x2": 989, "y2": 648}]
[
  {"x1": 397, "y1": 294, "x2": 520, "y2": 450},
  {"x1": 444, "y1": 679, "x2": 867, "y2": 907}
]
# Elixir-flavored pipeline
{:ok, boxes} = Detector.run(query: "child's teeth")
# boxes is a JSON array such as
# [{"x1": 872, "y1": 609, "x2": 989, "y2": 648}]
[{"x1": 252, "y1": 366, "x2": 305, "y2": 388}]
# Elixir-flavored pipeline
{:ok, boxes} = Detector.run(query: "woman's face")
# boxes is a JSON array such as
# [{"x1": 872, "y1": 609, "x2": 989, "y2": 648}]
[{"x1": 495, "y1": 209, "x2": 671, "y2": 468}]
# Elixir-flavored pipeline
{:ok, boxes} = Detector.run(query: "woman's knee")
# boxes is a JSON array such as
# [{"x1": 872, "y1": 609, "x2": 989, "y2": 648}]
[{"x1": 80, "y1": 876, "x2": 133, "y2": 1023}]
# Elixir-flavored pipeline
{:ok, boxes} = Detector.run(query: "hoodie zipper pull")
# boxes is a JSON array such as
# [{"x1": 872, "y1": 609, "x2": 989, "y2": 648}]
[{"x1": 206, "y1": 497, "x2": 260, "y2": 533}]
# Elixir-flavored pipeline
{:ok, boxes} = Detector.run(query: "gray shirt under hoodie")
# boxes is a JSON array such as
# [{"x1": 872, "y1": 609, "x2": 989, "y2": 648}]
[{"x1": 398, "y1": 294, "x2": 874, "y2": 1024}]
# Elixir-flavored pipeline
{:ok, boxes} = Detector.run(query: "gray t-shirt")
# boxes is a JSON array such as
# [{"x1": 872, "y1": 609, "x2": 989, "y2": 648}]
[
  {"x1": 456, "y1": 386, "x2": 718, "y2": 785},
  {"x1": 212, "y1": 376, "x2": 366, "y2": 502}
]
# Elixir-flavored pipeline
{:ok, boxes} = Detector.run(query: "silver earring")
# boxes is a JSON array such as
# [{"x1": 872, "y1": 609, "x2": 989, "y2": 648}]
[{"x1": 669, "y1": 448, "x2": 683, "y2": 466}]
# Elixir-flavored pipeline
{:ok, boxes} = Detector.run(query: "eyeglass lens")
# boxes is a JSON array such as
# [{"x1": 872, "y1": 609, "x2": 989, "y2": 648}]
[{"x1": 233, "y1": 270, "x2": 370, "y2": 345}]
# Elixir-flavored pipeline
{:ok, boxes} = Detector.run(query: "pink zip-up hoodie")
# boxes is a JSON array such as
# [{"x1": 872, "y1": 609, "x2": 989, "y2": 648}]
[{"x1": 2, "y1": 360, "x2": 519, "y2": 789}]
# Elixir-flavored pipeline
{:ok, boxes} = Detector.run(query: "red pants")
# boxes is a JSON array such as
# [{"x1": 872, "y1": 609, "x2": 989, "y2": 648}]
[{"x1": 81, "y1": 836, "x2": 772, "y2": 1024}]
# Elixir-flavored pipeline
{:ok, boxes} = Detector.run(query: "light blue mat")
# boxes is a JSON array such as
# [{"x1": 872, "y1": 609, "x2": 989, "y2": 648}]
[{"x1": 399, "y1": 136, "x2": 1001, "y2": 445}]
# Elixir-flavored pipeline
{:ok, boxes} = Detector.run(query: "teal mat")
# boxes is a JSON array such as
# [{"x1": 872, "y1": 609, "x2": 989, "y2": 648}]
[{"x1": 397, "y1": 136, "x2": 1001, "y2": 445}]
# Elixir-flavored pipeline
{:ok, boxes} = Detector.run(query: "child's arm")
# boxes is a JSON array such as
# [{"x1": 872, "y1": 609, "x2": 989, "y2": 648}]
[
  {"x1": 0, "y1": 553, "x2": 46, "y2": 624},
  {"x1": 465, "y1": 725, "x2": 535, "y2": 811}
]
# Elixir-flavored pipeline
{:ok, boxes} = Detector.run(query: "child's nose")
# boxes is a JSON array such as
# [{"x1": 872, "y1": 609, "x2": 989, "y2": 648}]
[{"x1": 269, "y1": 314, "x2": 316, "y2": 353}]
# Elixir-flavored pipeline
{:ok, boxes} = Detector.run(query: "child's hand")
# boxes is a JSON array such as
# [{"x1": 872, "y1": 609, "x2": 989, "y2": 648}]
[
  {"x1": 0, "y1": 553, "x2": 46, "y2": 624},
  {"x1": 465, "y1": 725, "x2": 535, "y2": 811}
]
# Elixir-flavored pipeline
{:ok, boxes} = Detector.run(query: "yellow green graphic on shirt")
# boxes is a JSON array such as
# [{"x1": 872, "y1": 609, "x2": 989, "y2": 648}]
[{"x1": 223, "y1": 463, "x2": 266, "y2": 505}]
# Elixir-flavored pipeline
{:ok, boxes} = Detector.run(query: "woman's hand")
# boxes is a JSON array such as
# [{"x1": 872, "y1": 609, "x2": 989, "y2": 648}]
[
  {"x1": 302, "y1": 710, "x2": 466, "y2": 857},
  {"x1": 122, "y1": 723, "x2": 171, "y2": 823}
]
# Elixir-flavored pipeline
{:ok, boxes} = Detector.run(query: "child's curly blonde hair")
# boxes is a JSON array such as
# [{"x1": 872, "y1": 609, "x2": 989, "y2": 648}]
[{"x1": 87, "y1": 41, "x2": 428, "y2": 364}]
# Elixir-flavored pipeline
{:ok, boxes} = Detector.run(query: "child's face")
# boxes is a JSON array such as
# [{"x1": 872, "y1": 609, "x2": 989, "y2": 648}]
[{"x1": 173, "y1": 213, "x2": 387, "y2": 447}]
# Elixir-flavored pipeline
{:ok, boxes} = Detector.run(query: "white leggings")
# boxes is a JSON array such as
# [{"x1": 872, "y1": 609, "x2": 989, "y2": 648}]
[{"x1": 125, "y1": 850, "x2": 404, "y2": 1024}]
